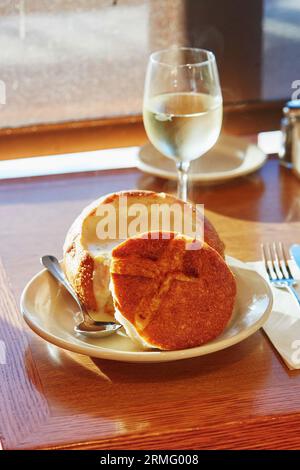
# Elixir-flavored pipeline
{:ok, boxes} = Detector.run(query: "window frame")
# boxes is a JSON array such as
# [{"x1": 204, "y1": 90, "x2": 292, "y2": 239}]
[{"x1": 0, "y1": 100, "x2": 283, "y2": 161}]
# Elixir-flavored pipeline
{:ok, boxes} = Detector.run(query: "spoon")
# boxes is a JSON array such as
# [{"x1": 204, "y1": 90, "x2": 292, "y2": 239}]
[{"x1": 40, "y1": 255, "x2": 122, "y2": 338}]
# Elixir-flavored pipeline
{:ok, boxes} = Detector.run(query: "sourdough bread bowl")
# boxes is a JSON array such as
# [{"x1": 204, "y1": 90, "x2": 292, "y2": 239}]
[{"x1": 63, "y1": 190, "x2": 225, "y2": 317}]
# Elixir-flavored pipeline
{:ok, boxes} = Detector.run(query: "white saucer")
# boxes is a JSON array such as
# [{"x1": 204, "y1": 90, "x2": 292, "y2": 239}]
[
  {"x1": 138, "y1": 135, "x2": 267, "y2": 184},
  {"x1": 20, "y1": 256, "x2": 273, "y2": 363}
]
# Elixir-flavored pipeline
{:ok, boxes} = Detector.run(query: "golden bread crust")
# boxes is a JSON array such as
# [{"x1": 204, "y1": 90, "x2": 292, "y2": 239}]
[
  {"x1": 63, "y1": 236, "x2": 98, "y2": 311},
  {"x1": 111, "y1": 232, "x2": 236, "y2": 350},
  {"x1": 63, "y1": 190, "x2": 225, "y2": 316}
]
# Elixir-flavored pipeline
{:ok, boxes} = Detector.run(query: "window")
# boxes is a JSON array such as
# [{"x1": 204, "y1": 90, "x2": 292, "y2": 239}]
[{"x1": 0, "y1": 0, "x2": 300, "y2": 130}]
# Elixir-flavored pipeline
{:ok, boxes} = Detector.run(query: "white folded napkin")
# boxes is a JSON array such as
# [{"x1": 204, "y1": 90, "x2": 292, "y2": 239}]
[{"x1": 247, "y1": 260, "x2": 300, "y2": 369}]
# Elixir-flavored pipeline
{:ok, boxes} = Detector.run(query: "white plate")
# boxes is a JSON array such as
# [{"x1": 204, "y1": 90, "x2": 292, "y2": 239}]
[
  {"x1": 138, "y1": 135, "x2": 267, "y2": 184},
  {"x1": 20, "y1": 256, "x2": 273, "y2": 363}
]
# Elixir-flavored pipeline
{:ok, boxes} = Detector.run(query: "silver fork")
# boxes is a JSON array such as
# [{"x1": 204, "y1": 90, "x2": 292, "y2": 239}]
[{"x1": 261, "y1": 242, "x2": 300, "y2": 305}]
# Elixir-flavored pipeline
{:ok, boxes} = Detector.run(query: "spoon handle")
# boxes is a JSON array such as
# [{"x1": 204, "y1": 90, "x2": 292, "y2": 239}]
[
  {"x1": 40, "y1": 255, "x2": 121, "y2": 337},
  {"x1": 41, "y1": 255, "x2": 83, "y2": 309}
]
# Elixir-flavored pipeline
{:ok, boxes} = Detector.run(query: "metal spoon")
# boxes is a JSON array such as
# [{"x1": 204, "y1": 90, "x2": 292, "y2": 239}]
[{"x1": 40, "y1": 255, "x2": 122, "y2": 338}]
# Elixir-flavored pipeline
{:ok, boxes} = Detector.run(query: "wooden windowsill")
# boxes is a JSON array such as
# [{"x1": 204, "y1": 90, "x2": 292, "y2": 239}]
[{"x1": 0, "y1": 100, "x2": 284, "y2": 161}]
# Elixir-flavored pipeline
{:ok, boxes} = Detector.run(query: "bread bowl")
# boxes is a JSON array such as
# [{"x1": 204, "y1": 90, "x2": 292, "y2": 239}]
[{"x1": 63, "y1": 190, "x2": 225, "y2": 317}]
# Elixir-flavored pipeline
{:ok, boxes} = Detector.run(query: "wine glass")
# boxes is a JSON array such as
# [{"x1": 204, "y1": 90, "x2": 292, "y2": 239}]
[{"x1": 143, "y1": 46, "x2": 223, "y2": 201}]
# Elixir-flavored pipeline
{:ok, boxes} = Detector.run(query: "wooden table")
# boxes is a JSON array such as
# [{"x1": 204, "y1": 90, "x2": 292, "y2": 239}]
[{"x1": 1, "y1": 152, "x2": 300, "y2": 450}]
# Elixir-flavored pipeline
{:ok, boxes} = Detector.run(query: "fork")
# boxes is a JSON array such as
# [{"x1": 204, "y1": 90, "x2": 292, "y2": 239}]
[{"x1": 261, "y1": 242, "x2": 300, "y2": 305}]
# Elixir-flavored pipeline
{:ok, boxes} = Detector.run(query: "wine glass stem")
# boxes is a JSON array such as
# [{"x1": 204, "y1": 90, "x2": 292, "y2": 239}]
[{"x1": 176, "y1": 161, "x2": 190, "y2": 201}]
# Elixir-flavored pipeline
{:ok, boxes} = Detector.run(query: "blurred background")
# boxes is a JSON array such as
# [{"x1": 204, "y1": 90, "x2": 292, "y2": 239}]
[{"x1": 0, "y1": 0, "x2": 299, "y2": 129}]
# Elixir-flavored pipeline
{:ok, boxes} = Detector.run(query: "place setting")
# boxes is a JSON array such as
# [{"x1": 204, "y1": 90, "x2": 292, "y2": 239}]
[
  {"x1": 20, "y1": 47, "x2": 282, "y2": 366},
  {"x1": 20, "y1": 191, "x2": 300, "y2": 368},
  {"x1": 20, "y1": 189, "x2": 273, "y2": 363}
]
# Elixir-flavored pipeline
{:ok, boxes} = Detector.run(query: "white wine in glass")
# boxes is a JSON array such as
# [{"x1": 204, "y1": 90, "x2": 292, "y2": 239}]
[{"x1": 143, "y1": 47, "x2": 223, "y2": 201}]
